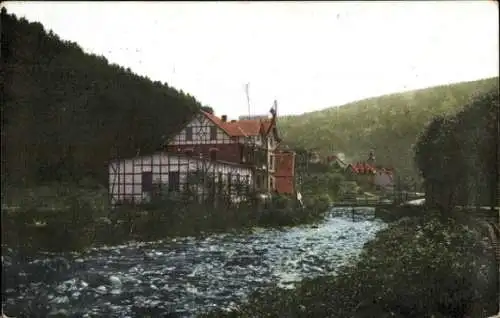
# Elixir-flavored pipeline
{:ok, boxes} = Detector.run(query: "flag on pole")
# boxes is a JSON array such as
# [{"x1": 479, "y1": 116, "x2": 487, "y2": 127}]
[{"x1": 245, "y1": 83, "x2": 251, "y2": 116}]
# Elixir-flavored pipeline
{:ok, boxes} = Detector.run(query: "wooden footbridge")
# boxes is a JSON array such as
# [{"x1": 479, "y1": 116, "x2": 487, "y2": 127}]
[
  {"x1": 331, "y1": 200, "x2": 397, "y2": 208},
  {"x1": 331, "y1": 192, "x2": 424, "y2": 208},
  {"x1": 331, "y1": 194, "x2": 499, "y2": 226}
]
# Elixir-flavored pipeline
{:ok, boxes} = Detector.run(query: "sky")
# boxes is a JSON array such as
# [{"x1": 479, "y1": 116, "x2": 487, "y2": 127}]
[{"x1": 5, "y1": 1, "x2": 499, "y2": 119}]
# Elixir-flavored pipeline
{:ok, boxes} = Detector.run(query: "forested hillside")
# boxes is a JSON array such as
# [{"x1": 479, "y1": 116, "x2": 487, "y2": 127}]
[
  {"x1": 278, "y1": 77, "x2": 499, "y2": 183},
  {"x1": 1, "y1": 10, "x2": 209, "y2": 186}
]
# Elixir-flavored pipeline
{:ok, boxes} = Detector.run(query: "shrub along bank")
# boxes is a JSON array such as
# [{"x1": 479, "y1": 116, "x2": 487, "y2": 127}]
[
  {"x1": 2, "y1": 146, "x2": 355, "y2": 255},
  {"x1": 201, "y1": 211, "x2": 499, "y2": 318},
  {"x1": 1, "y1": 183, "x2": 331, "y2": 253}
]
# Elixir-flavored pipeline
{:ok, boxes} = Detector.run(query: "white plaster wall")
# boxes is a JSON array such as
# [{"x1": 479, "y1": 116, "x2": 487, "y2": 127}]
[
  {"x1": 168, "y1": 114, "x2": 232, "y2": 145},
  {"x1": 374, "y1": 172, "x2": 394, "y2": 188},
  {"x1": 109, "y1": 152, "x2": 253, "y2": 206},
  {"x1": 236, "y1": 135, "x2": 263, "y2": 147}
]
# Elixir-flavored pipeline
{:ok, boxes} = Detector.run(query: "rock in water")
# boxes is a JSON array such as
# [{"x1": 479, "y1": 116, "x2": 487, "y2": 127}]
[
  {"x1": 109, "y1": 275, "x2": 122, "y2": 288},
  {"x1": 48, "y1": 309, "x2": 69, "y2": 317}
]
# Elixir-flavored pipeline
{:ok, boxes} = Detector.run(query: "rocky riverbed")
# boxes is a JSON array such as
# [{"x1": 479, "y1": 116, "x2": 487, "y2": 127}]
[{"x1": 2, "y1": 208, "x2": 386, "y2": 317}]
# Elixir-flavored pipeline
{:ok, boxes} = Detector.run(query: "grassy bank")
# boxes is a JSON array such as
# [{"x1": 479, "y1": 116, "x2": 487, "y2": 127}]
[
  {"x1": 201, "y1": 210, "x2": 499, "y2": 318},
  {"x1": 1, "y1": 183, "x2": 331, "y2": 253}
]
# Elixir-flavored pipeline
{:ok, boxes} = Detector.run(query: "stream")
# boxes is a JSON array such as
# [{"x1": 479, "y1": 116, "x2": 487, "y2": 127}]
[{"x1": 2, "y1": 207, "x2": 386, "y2": 317}]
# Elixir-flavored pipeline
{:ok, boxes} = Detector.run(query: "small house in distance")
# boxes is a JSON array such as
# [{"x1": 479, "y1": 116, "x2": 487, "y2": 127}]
[
  {"x1": 345, "y1": 162, "x2": 377, "y2": 188},
  {"x1": 344, "y1": 151, "x2": 394, "y2": 191},
  {"x1": 373, "y1": 168, "x2": 394, "y2": 191},
  {"x1": 326, "y1": 154, "x2": 348, "y2": 170}
]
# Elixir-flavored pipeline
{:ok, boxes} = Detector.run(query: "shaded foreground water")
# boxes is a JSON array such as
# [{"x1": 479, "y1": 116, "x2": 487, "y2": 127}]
[{"x1": 2, "y1": 208, "x2": 386, "y2": 317}]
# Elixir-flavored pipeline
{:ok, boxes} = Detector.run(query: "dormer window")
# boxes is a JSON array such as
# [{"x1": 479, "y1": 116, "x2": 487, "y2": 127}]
[
  {"x1": 269, "y1": 155, "x2": 275, "y2": 171},
  {"x1": 210, "y1": 126, "x2": 217, "y2": 141}
]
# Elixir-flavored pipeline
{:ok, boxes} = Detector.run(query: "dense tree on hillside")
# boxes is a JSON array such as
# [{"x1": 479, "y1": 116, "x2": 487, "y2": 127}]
[
  {"x1": 278, "y1": 77, "x2": 499, "y2": 183},
  {"x1": 414, "y1": 85, "x2": 499, "y2": 211},
  {"x1": 1, "y1": 11, "x2": 207, "y2": 186}
]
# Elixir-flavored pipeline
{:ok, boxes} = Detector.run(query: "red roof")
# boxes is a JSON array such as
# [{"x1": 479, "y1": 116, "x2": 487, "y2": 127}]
[
  {"x1": 347, "y1": 162, "x2": 395, "y2": 177},
  {"x1": 201, "y1": 111, "x2": 274, "y2": 137},
  {"x1": 348, "y1": 162, "x2": 377, "y2": 174}
]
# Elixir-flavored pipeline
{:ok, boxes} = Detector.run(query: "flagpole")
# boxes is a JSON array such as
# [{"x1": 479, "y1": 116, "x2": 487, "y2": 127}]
[{"x1": 245, "y1": 83, "x2": 251, "y2": 117}]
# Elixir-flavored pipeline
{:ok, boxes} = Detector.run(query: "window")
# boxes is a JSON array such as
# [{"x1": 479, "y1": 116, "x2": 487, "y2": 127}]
[
  {"x1": 257, "y1": 174, "x2": 265, "y2": 190},
  {"x1": 227, "y1": 172, "x2": 233, "y2": 192},
  {"x1": 186, "y1": 127, "x2": 193, "y2": 141},
  {"x1": 217, "y1": 172, "x2": 224, "y2": 192},
  {"x1": 210, "y1": 126, "x2": 217, "y2": 140},
  {"x1": 168, "y1": 171, "x2": 180, "y2": 192},
  {"x1": 209, "y1": 149, "x2": 217, "y2": 161},
  {"x1": 269, "y1": 155, "x2": 275, "y2": 171},
  {"x1": 142, "y1": 171, "x2": 153, "y2": 193},
  {"x1": 270, "y1": 177, "x2": 275, "y2": 191},
  {"x1": 235, "y1": 174, "x2": 241, "y2": 194},
  {"x1": 240, "y1": 145, "x2": 246, "y2": 163}
]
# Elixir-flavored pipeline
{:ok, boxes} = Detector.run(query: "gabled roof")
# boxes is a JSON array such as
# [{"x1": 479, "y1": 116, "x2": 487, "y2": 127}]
[
  {"x1": 346, "y1": 162, "x2": 395, "y2": 178},
  {"x1": 347, "y1": 162, "x2": 377, "y2": 174},
  {"x1": 201, "y1": 110, "x2": 275, "y2": 138},
  {"x1": 327, "y1": 155, "x2": 348, "y2": 167}
]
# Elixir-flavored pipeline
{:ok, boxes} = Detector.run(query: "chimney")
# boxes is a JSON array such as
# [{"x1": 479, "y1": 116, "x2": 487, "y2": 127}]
[
  {"x1": 221, "y1": 115, "x2": 227, "y2": 122},
  {"x1": 269, "y1": 100, "x2": 278, "y2": 119},
  {"x1": 367, "y1": 150, "x2": 375, "y2": 164},
  {"x1": 230, "y1": 119, "x2": 237, "y2": 123}
]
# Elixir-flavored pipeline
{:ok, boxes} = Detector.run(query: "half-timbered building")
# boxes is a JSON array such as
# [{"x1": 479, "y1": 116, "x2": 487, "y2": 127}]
[
  {"x1": 108, "y1": 152, "x2": 253, "y2": 206},
  {"x1": 165, "y1": 101, "x2": 293, "y2": 194},
  {"x1": 108, "y1": 101, "x2": 296, "y2": 206}
]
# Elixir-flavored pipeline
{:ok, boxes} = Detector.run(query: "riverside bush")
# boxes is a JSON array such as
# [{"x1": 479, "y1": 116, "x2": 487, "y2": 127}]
[
  {"x1": 2, "y1": 186, "x2": 332, "y2": 252},
  {"x1": 257, "y1": 193, "x2": 327, "y2": 227},
  {"x1": 2, "y1": 184, "x2": 109, "y2": 252},
  {"x1": 202, "y1": 214, "x2": 498, "y2": 318}
]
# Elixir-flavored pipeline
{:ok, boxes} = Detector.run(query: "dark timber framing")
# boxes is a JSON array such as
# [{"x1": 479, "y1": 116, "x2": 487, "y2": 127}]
[{"x1": 108, "y1": 151, "x2": 254, "y2": 207}]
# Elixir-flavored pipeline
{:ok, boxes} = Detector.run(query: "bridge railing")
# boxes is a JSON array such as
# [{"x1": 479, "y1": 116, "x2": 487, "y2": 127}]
[{"x1": 333, "y1": 191, "x2": 426, "y2": 207}]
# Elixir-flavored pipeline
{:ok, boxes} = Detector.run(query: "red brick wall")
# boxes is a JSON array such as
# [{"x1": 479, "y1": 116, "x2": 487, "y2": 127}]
[
  {"x1": 166, "y1": 144, "x2": 241, "y2": 163},
  {"x1": 274, "y1": 151, "x2": 295, "y2": 194},
  {"x1": 274, "y1": 151, "x2": 295, "y2": 177},
  {"x1": 275, "y1": 176, "x2": 295, "y2": 194}
]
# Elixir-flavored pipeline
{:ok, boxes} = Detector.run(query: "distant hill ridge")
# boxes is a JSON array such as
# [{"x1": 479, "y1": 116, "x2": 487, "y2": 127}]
[{"x1": 278, "y1": 77, "x2": 499, "y2": 182}]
